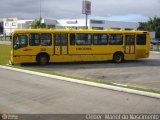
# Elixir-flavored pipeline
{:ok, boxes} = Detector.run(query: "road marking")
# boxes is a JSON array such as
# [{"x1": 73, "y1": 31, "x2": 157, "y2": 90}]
[{"x1": 0, "y1": 65, "x2": 160, "y2": 99}]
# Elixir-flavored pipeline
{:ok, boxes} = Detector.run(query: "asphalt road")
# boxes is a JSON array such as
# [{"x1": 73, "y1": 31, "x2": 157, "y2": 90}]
[
  {"x1": 21, "y1": 51, "x2": 160, "y2": 91},
  {"x1": 1, "y1": 41, "x2": 160, "y2": 90},
  {"x1": 0, "y1": 68, "x2": 160, "y2": 114}
]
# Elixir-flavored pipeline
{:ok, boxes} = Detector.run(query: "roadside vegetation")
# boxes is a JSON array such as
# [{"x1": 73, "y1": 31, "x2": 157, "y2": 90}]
[
  {"x1": 0, "y1": 44, "x2": 11, "y2": 65},
  {"x1": 31, "y1": 18, "x2": 46, "y2": 29},
  {"x1": 138, "y1": 17, "x2": 160, "y2": 38},
  {"x1": 139, "y1": 17, "x2": 160, "y2": 51}
]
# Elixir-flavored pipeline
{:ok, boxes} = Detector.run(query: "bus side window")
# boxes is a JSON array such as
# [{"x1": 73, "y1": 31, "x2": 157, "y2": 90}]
[
  {"x1": 55, "y1": 34, "x2": 61, "y2": 46},
  {"x1": 61, "y1": 34, "x2": 67, "y2": 46},
  {"x1": 70, "y1": 34, "x2": 75, "y2": 45},
  {"x1": 125, "y1": 35, "x2": 135, "y2": 45},
  {"x1": 93, "y1": 34, "x2": 108, "y2": 45},
  {"x1": 41, "y1": 33, "x2": 52, "y2": 46},
  {"x1": 136, "y1": 34, "x2": 146, "y2": 45},
  {"x1": 76, "y1": 34, "x2": 92, "y2": 45},
  {"x1": 29, "y1": 33, "x2": 40, "y2": 46},
  {"x1": 55, "y1": 34, "x2": 67, "y2": 46},
  {"x1": 108, "y1": 34, "x2": 123, "y2": 45}
]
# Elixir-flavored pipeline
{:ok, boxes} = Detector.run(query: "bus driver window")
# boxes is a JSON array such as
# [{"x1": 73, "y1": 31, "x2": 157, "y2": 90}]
[{"x1": 13, "y1": 35, "x2": 28, "y2": 49}]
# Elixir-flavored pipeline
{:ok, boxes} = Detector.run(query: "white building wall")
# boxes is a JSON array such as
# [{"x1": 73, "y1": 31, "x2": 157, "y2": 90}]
[
  {"x1": 56, "y1": 19, "x2": 88, "y2": 29},
  {"x1": 3, "y1": 18, "x2": 57, "y2": 36},
  {"x1": 56, "y1": 19, "x2": 139, "y2": 30},
  {"x1": 89, "y1": 19, "x2": 105, "y2": 29},
  {"x1": 3, "y1": 18, "x2": 18, "y2": 36},
  {"x1": 42, "y1": 19, "x2": 57, "y2": 28},
  {"x1": 17, "y1": 20, "x2": 32, "y2": 29},
  {"x1": 3, "y1": 18, "x2": 140, "y2": 36},
  {"x1": 3, "y1": 18, "x2": 33, "y2": 36},
  {"x1": 104, "y1": 21, "x2": 139, "y2": 29}
]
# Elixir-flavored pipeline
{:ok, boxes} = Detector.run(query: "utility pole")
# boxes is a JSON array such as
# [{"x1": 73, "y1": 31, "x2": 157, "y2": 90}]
[
  {"x1": 40, "y1": 0, "x2": 42, "y2": 20},
  {"x1": 86, "y1": 14, "x2": 88, "y2": 29}
]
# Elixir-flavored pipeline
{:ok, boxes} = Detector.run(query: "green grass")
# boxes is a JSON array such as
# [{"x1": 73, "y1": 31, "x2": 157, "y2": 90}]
[
  {"x1": 0, "y1": 44, "x2": 11, "y2": 65},
  {"x1": 126, "y1": 86, "x2": 160, "y2": 94}
]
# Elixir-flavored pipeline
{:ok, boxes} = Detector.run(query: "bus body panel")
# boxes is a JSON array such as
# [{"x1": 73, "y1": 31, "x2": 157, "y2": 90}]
[
  {"x1": 10, "y1": 29, "x2": 150, "y2": 64},
  {"x1": 50, "y1": 54, "x2": 113, "y2": 62}
]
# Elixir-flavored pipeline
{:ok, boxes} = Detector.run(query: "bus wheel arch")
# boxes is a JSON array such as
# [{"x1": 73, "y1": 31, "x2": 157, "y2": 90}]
[
  {"x1": 36, "y1": 52, "x2": 50, "y2": 65},
  {"x1": 113, "y1": 52, "x2": 124, "y2": 63}
]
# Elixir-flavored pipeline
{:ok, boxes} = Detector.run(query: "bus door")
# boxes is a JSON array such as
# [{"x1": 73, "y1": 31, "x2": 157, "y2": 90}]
[
  {"x1": 54, "y1": 34, "x2": 68, "y2": 55},
  {"x1": 125, "y1": 34, "x2": 135, "y2": 54}
]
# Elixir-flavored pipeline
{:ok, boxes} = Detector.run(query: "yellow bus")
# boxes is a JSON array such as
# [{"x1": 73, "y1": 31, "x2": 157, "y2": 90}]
[{"x1": 10, "y1": 29, "x2": 150, "y2": 65}]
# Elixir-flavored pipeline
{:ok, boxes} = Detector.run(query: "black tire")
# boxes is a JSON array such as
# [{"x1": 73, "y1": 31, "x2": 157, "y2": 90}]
[
  {"x1": 113, "y1": 53, "x2": 124, "y2": 63},
  {"x1": 37, "y1": 54, "x2": 49, "y2": 65}
]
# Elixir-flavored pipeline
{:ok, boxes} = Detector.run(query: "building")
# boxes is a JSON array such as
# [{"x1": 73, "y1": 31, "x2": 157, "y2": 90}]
[
  {"x1": 56, "y1": 19, "x2": 139, "y2": 30},
  {"x1": 3, "y1": 18, "x2": 56, "y2": 36},
  {"x1": 41, "y1": 19, "x2": 57, "y2": 28},
  {"x1": 3, "y1": 17, "x2": 139, "y2": 36},
  {"x1": 3, "y1": 18, "x2": 31, "y2": 36}
]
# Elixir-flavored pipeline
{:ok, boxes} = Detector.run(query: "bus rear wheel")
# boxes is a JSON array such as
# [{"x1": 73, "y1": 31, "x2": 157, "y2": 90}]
[
  {"x1": 113, "y1": 52, "x2": 124, "y2": 63},
  {"x1": 37, "y1": 54, "x2": 49, "y2": 65}
]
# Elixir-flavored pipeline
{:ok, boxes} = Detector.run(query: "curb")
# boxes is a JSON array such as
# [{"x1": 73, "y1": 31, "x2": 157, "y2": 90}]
[
  {"x1": 150, "y1": 51, "x2": 160, "y2": 54},
  {"x1": 0, "y1": 65, "x2": 160, "y2": 99}
]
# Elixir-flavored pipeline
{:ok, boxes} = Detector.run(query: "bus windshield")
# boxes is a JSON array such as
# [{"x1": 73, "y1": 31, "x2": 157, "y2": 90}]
[{"x1": 13, "y1": 35, "x2": 28, "y2": 49}]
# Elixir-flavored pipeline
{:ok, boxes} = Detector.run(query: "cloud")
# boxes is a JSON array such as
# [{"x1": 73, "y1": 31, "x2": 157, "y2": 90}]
[
  {"x1": 0, "y1": 0, "x2": 159, "y2": 21},
  {"x1": 91, "y1": 0, "x2": 160, "y2": 17}
]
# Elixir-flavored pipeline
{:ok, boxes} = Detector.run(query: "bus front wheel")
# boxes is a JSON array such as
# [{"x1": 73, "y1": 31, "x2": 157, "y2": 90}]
[
  {"x1": 37, "y1": 54, "x2": 49, "y2": 65},
  {"x1": 113, "y1": 52, "x2": 124, "y2": 63}
]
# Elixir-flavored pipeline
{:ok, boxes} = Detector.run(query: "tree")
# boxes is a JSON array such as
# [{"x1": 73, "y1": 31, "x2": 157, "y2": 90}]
[
  {"x1": 31, "y1": 19, "x2": 46, "y2": 29},
  {"x1": 138, "y1": 17, "x2": 160, "y2": 38}
]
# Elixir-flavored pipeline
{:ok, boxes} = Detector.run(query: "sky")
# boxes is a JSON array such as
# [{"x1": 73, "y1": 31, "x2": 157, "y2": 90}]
[{"x1": 0, "y1": 0, "x2": 160, "y2": 22}]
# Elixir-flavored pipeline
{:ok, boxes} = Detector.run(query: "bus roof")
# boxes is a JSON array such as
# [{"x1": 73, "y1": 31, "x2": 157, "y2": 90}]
[{"x1": 12, "y1": 29, "x2": 149, "y2": 34}]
